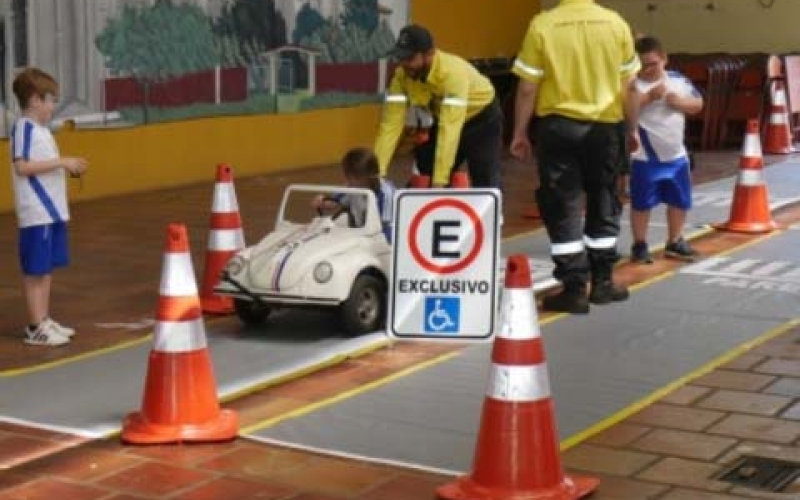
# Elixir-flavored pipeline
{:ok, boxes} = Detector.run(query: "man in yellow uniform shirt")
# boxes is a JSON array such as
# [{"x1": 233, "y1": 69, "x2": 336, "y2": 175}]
[
  {"x1": 510, "y1": 0, "x2": 640, "y2": 314},
  {"x1": 374, "y1": 24, "x2": 503, "y2": 188}
]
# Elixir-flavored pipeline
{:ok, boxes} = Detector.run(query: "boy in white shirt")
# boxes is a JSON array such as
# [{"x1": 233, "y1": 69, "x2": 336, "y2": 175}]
[
  {"x1": 11, "y1": 68, "x2": 88, "y2": 345},
  {"x1": 630, "y1": 36, "x2": 703, "y2": 264}
]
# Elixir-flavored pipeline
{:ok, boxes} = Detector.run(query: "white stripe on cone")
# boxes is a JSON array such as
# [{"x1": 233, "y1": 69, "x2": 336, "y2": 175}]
[
  {"x1": 160, "y1": 254, "x2": 199, "y2": 296},
  {"x1": 739, "y1": 170, "x2": 765, "y2": 186},
  {"x1": 486, "y1": 363, "x2": 551, "y2": 402},
  {"x1": 154, "y1": 318, "x2": 207, "y2": 352},
  {"x1": 211, "y1": 183, "x2": 240, "y2": 213},
  {"x1": 209, "y1": 229, "x2": 245, "y2": 251},
  {"x1": 742, "y1": 134, "x2": 762, "y2": 158},
  {"x1": 497, "y1": 288, "x2": 540, "y2": 340}
]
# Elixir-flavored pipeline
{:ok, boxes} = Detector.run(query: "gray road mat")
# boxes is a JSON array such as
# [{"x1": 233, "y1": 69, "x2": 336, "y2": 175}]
[
  {"x1": 0, "y1": 311, "x2": 387, "y2": 437},
  {"x1": 248, "y1": 226, "x2": 800, "y2": 473}
]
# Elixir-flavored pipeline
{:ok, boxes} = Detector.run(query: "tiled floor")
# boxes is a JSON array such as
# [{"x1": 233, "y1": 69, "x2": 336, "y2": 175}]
[{"x1": 1, "y1": 149, "x2": 800, "y2": 499}]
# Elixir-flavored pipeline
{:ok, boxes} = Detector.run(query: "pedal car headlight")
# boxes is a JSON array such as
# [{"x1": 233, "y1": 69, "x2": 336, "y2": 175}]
[
  {"x1": 313, "y1": 261, "x2": 333, "y2": 283},
  {"x1": 226, "y1": 255, "x2": 245, "y2": 276}
]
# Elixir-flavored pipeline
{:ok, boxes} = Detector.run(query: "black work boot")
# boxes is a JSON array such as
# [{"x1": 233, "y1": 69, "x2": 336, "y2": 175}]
[
  {"x1": 541, "y1": 283, "x2": 589, "y2": 314},
  {"x1": 589, "y1": 279, "x2": 629, "y2": 304}
]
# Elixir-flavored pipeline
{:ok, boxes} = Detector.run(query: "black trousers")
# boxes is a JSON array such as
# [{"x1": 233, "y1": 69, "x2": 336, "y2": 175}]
[
  {"x1": 534, "y1": 115, "x2": 623, "y2": 287},
  {"x1": 414, "y1": 99, "x2": 503, "y2": 188}
]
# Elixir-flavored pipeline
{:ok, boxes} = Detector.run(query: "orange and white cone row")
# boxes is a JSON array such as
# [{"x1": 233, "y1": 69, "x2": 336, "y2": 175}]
[
  {"x1": 437, "y1": 254, "x2": 598, "y2": 500},
  {"x1": 714, "y1": 119, "x2": 778, "y2": 234},
  {"x1": 200, "y1": 163, "x2": 245, "y2": 314},
  {"x1": 122, "y1": 223, "x2": 238, "y2": 444},
  {"x1": 764, "y1": 80, "x2": 794, "y2": 155}
]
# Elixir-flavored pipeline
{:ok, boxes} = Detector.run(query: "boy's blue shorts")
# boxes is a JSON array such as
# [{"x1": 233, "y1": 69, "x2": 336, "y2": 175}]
[
  {"x1": 19, "y1": 222, "x2": 70, "y2": 276},
  {"x1": 630, "y1": 157, "x2": 692, "y2": 211}
]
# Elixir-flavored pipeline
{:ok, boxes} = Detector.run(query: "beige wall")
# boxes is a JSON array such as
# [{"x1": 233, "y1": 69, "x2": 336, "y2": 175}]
[{"x1": 543, "y1": 0, "x2": 798, "y2": 54}]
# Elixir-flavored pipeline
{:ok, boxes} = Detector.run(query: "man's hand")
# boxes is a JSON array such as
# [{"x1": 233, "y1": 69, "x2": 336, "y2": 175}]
[
  {"x1": 63, "y1": 157, "x2": 88, "y2": 178},
  {"x1": 510, "y1": 133, "x2": 533, "y2": 162}
]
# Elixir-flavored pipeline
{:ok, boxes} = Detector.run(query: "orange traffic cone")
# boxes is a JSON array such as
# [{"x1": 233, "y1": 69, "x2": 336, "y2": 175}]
[
  {"x1": 450, "y1": 170, "x2": 471, "y2": 188},
  {"x1": 764, "y1": 80, "x2": 794, "y2": 155},
  {"x1": 713, "y1": 119, "x2": 778, "y2": 234},
  {"x1": 122, "y1": 223, "x2": 239, "y2": 444},
  {"x1": 200, "y1": 164, "x2": 245, "y2": 314},
  {"x1": 408, "y1": 162, "x2": 431, "y2": 188},
  {"x1": 437, "y1": 254, "x2": 598, "y2": 500}
]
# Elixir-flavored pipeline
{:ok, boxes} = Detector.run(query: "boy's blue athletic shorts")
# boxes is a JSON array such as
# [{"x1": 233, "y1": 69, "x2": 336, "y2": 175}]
[
  {"x1": 19, "y1": 222, "x2": 69, "y2": 276},
  {"x1": 630, "y1": 157, "x2": 692, "y2": 211}
]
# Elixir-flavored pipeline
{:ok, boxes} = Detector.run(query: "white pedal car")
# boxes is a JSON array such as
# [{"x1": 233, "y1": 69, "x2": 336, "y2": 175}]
[{"x1": 214, "y1": 184, "x2": 391, "y2": 336}]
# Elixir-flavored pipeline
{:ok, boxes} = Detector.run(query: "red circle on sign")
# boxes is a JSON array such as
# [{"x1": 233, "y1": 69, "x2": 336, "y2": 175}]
[{"x1": 408, "y1": 198, "x2": 484, "y2": 274}]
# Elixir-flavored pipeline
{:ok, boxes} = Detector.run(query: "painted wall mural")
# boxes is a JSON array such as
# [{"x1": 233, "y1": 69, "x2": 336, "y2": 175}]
[{"x1": 4, "y1": 0, "x2": 407, "y2": 127}]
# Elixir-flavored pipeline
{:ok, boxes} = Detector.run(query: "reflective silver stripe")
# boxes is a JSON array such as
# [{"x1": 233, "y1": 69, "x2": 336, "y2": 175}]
[
  {"x1": 209, "y1": 228, "x2": 245, "y2": 251},
  {"x1": 551, "y1": 240, "x2": 584, "y2": 255},
  {"x1": 385, "y1": 94, "x2": 407, "y2": 103},
  {"x1": 154, "y1": 318, "x2": 207, "y2": 352},
  {"x1": 212, "y1": 183, "x2": 239, "y2": 212},
  {"x1": 160, "y1": 254, "x2": 199, "y2": 296},
  {"x1": 442, "y1": 97, "x2": 468, "y2": 107},
  {"x1": 584, "y1": 235, "x2": 617, "y2": 249},
  {"x1": 738, "y1": 170, "x2": 764, "y2": 186},
  {"x1": 486, "y1": 363, "x2": 551, "y2": 402},
  {"x1": 620, "y1": 56, "x2": 639, "y2": 74},
  {"x1": 513, "y1": 59, "x2": 544, "y2": 78},
  {"x1": 498, "y1": 288, "x2": 540, "y2": 340},
  {"x1": 770, "y1": 113, "x2": 788, "y2": 124}
]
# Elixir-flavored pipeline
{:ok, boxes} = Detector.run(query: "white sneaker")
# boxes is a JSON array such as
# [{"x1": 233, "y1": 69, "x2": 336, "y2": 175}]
[
  {"x1": 45, "y1": 317, "x2": 75, "y2": 337},
  {"x1": 24, "y1": 322, "x2": 70, "y2": 346}
]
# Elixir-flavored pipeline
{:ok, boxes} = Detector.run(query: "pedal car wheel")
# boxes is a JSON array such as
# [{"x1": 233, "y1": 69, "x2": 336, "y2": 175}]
[
  {"x1": 234, "y1": 298, "x2": 270, "y2": 326},
  {"x1": 340, "y1": 274, "x2": 385, "y2": 336}
]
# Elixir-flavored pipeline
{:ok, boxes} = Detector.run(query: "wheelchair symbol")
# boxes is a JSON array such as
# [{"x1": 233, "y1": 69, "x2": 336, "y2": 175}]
[{"x1": 424, "y1": 296, "x2": 459, "y2": 334}]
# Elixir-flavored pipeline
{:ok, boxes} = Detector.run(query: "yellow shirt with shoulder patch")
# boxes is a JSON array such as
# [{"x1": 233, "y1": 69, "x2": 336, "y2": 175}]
[
  {"x1": 512, "y1": 0, "x2": 639, "y2": 123},
  {"x1": 374, "y1": 50, "x2": 495, "y2": 186}
]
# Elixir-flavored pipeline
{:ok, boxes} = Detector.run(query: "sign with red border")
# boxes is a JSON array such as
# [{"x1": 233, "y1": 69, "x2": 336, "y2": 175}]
[{"x1": 389, "y1": 189, "x2": 501, "y2": 340}]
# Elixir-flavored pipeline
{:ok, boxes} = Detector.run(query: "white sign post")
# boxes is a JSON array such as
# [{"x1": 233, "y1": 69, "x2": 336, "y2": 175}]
[{"x1": 389, "y1": 189, "x2": 501, "y2": 340}]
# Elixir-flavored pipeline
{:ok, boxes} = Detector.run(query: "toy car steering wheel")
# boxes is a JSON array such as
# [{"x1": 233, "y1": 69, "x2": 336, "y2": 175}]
[{"x1": 317, "y1": 196, "x2": 353, "y2": 224}]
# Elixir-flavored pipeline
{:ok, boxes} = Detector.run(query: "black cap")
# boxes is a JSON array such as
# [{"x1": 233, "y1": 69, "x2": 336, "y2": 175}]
[{"x1": 390, "y1": 24, "x2": 434, "y2": 61}]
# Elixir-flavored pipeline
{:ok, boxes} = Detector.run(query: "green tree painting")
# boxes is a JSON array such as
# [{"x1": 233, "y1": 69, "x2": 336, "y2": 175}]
[
  {"x1": 213, "y1": 0, "x2": 287, "y2": 63},
  {"x1": 95, "y1": 0, "x2": 219, "y2": 123}
]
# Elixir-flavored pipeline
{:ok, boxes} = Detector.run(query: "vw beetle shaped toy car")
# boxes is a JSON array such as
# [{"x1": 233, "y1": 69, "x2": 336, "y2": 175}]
[{"x1": 214, "y1": 184, "x2": 391, "y2": 336}]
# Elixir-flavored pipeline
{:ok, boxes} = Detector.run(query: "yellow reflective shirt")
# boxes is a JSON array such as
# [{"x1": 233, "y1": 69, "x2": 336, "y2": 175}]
[
  {"x1": 512, "y1": 0, "x2": 639, "y2": 123},
  {"x1": 374, "y1": 50, "x2": 495, "y2": 186}
]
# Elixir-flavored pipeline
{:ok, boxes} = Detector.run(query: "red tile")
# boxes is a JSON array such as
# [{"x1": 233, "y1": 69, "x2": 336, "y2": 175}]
[
  {"x1": 98, "y1": 462, "x2": 214, "y2": 497},
  {"x1": 357, "y1": 473, "x2": 449, "y2": 500},
  {"x1": 172, "y1": 476, "x2": 292, "y2": 500},
  {"x1": 2, "y1": 478, "x2": 108, "y2": 500},
  {"x1": 196, "y1": 443, "x2": 314, "y2": 477}
]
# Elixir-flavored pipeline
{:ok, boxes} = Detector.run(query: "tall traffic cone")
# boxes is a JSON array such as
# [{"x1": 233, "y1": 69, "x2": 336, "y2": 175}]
[
  {"x1": 200, "y1": 163, "x2": 245, "y2": 314},
  {"x1": 122, "y1": 223, "x2": 239, "y2": 444},
  {"x1": 713, "y1": 119, "x2": 779, "y2": 234},
  {"x1": 437, "y1": 254, "x2": 598, "y2": 500},
  {"x1": 763, "y1": 80, "x2": 794, "y2": 155}
]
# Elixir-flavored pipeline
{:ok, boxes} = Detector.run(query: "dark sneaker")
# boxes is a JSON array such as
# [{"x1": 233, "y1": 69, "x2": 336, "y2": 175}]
[
  {"x1": 665, "y1": 238, "x2": 698, "y2": 262},
  {"x1": 631, "y1": 241, "x2": 653, "y2": 264},
  {"x1": 589, "y1": 281, "x2": 629, "y2": 304},
  {"x1": 541, "y1": 288, "x2": 589, "y2": 314}
]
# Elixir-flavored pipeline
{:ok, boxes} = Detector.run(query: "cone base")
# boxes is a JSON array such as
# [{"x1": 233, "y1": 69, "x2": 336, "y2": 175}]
[
  {"x1": 764, "y1": 146, "x2": 793, "y2": 155},
  {"x1": 437, "y1": 473, "x2": 599, "y2": 500},
  {"x1": 121, "y1": 409, "x2": 239, "y2": 445},
  {"x1": 712, "y1": 220, "x2": 779, "y2": 234},
  {"x1": 522, "y1": 206, "x2": 540, "y2": 219},
  {"x1": 201, "y1": 295, "x2": 234, "y2": 315}
]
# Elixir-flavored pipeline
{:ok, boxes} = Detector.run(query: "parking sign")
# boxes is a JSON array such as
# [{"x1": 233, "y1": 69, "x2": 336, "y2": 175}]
[{"x1": 389, "y1": 189, "x2": 501, "y2": 340}]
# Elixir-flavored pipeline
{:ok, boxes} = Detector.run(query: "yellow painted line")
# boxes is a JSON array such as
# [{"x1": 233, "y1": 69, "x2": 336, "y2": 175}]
[
  {"x1": 220, "y1": 337, "x2": 393, "y2": 404},
  {"x1": 240, "y1": 350, "x2": 460, "y2": 435},
  {"x1": 560, "y1": 318, "x2": 800, "y2": 451},
  {"x1": 0, "y1": 335, "x2": 153, "y2": 378}
]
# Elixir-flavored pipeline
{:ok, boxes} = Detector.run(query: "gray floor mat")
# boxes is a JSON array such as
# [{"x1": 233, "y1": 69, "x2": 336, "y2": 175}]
[
  {"x1": 248, "y1": 215, "x2": 800, "y2": 473},
  {"x1": 0, "y1": 311, "x2": 387, "y2": 437}
]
